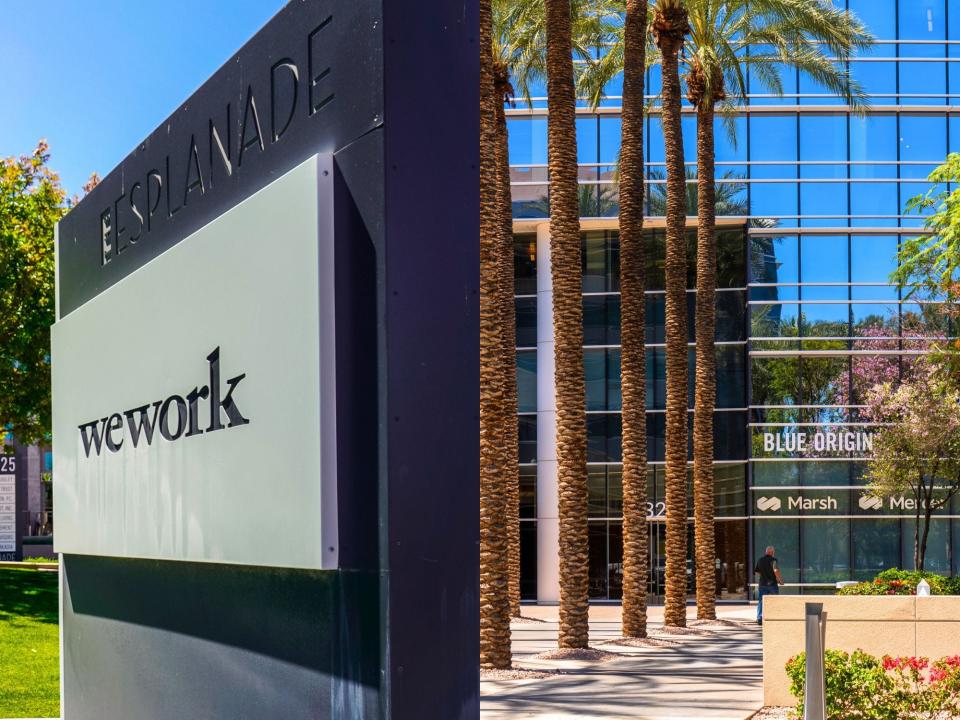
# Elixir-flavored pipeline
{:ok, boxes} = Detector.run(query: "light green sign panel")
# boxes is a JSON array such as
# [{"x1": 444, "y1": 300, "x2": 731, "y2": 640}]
[{"x1": 52, "y1": 156, "x2": 338, "y2": 570}]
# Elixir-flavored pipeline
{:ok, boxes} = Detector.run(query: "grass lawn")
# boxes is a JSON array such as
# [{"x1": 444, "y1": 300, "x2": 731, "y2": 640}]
[{"x1": 0, "y1": 568, "x2": 59, "y2": 718}]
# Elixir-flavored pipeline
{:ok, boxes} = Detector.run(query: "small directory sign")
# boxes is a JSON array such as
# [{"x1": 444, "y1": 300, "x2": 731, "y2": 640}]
[{"x1": 0, "y1": 467, "x2": 15, "y2": 555}]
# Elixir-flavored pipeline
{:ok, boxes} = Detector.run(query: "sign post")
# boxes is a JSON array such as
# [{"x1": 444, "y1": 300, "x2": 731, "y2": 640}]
[
  {"x1": 52, "y1": 2, "x2": 478, "y2": 718},
  {"x1": 804, "y1": 602, "x2": 828, "y2": 720}
]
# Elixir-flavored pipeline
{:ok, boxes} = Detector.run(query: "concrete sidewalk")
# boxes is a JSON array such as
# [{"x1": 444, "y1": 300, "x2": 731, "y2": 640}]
[{"x1": 481, "y1": 605, "x2": 763, "y2": 720}]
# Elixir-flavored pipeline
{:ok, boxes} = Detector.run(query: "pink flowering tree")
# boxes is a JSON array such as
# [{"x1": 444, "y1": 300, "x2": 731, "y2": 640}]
[
  {"x1": 835, "y1": 320, "x2": 902, "y2": 409},
  {"x1": 833, "y1": 315, "x2": 949, "y2": 408},
  {"x1": 864, "y1": 359, "x2": 960, "y2": 570}
]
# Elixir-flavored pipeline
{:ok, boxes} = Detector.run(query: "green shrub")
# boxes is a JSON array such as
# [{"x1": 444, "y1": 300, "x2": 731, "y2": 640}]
[
  {"x1": 786, "y1": 650, "x2": 897, "y2": 719},
  {"x1": 786, "y1": 651, "x2": 960, "y2": 719},
  {"x1": 835, "y1": 568, "x2": 958, "y2": 596},
  {"x1": 944, "y1": 576, "x2": 960, "y2": 595}
]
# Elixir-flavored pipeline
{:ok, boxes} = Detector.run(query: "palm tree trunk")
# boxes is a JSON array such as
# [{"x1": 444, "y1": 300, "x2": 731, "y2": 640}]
[
  {"x1": 619, "y1": 0, "x2": 649, "y2": 639},
  {"x1": 494, "y1": 72, "x2": 522, "y2": 619},
  {"x1": 653, "y1": 0, "x2": 690, "y2": 629},
  {"x1": 693, "y1": 100, "x2": 717, "y2": 620},
  {"x1": 546, "y1": 0, "x2": 590, "y2": 649},
  {"x1": 920, "y1": 506, "x2": 931, "y2": 572},
  {"x1": 914, "y1": 482, "x2": 922, "y2": 570},
  {"x1": 480, "y1": 0, "x2": 512, "y2": 668}
]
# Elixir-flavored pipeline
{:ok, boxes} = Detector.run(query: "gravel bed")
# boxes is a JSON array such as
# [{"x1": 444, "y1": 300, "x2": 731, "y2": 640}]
[
  {"x1": 529, "y1": 647, "x2": 624, "y2": 663},
  {"x1": 480, "y1": 667, "x2": 561, "y2": 680},
  {"x1": 510, "y1": 615, "x2": 547, "y2": 624},
  {"x1": 749, "y1": 707, "x2": 794, "y2": 719},
  {"x1": 690, "y1": 618, "x2": 758, "y2": 629},
  {"x1": 652, "y1": 625, "x2": 714, "y2": 637},
  {"x1": 601, "y1": 635, "x2": 681, "y2": 648}
]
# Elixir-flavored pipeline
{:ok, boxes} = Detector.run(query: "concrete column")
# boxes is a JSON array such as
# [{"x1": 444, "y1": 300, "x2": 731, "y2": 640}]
[{"x1": 536, "y1": 222, "x2": 560, "y2": 603}]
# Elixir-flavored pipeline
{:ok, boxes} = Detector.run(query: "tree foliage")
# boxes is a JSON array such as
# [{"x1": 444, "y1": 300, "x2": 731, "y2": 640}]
[
  {"x1": 895, "y1": 154, "x2": 960, "y2": 375},
  {"x1": 683, "y1": 0, "x2": 871, "y2": 110},
  {"x1": 494, "y1": 0, "x2": 620, "y2": 107},
  {"x1": 864, "y1": 360, "x2": 960, "y2": 571},
  {"x1": 896, "y1": 153, "x2": 960, "y2": 296},
  {"x1": 580, "y1": 0, "x2": 872, "y2": 121},
  {"x1": 0, "y1": 142, "x2": 67, "y2": 446}
]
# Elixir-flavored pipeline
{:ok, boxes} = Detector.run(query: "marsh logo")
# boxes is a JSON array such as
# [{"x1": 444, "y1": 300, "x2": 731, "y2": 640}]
[
  {"x1": 77, "y1": 347, "x2": 249, "y2": 458},
  {"x1": 859, "y1": 495, "x2": 883, "y2": 511},
  {"x1": 756, "y1": 496, "x2": 782, "y2": 512}
]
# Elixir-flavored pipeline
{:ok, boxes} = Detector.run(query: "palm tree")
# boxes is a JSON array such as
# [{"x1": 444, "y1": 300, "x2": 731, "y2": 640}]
[
  {"x1": 683, "y1": 0, "x2": 870, "y2": 620},
  {"x1": 546, "y1": 0, "x2": 590, "y2": 649},
  {"x1": 652, "y1": 0, "x2": 691, "y2": 629},
  {"x1": 492, "y1": 2, "x2": 523, "y2": 619},
  {"x1": 618, "y1": 0, "x2": 650, "y2": 639},
  {"x1": 480, "y1": 0, "x2": 512, "y2": 669},
  {"x1": 493, "y1": 0, "x2": 621, "y2": 620}
]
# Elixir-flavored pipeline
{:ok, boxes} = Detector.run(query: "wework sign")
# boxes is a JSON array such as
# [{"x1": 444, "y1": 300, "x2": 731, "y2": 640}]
[
  {"x1": 78, "y1": 348, "x2": 248, "y2": 458},
  {"x1": 52, "y1": 157, "x2": 338, "y2": 570}
]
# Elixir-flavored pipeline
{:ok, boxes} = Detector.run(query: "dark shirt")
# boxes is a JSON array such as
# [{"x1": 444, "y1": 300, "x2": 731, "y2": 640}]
[{"x1": 755, "y1": 555, "x2": 779, "y2": 587}]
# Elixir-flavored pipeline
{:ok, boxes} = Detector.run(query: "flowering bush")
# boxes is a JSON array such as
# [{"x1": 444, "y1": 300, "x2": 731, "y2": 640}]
[
  {"x1": 786, "y1": 650, "x2": 896, "y2": 719},
  {"x1": 835, "y1": 568, "x2": 960, "y2": 596},
  {"x1": 786, "y1": 650, "x2": 960, "y2": 719}
]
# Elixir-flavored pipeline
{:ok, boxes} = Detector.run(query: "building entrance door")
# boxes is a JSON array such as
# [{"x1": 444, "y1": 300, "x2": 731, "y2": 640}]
[
  {"x1": 647, "y1": 519, "x2": 748, "y2": 604},
  {"x1": 646, "y1": 521, "x2": 694, "y2": 603}
]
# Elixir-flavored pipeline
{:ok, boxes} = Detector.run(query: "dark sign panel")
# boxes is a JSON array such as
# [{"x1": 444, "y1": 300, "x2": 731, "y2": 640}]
[
  {"x1": 0, "y1": 445, "x2": 24, "y2": 561},
  {"x1": 57, "y1": 0, "x2": 381, "y2": 317}
]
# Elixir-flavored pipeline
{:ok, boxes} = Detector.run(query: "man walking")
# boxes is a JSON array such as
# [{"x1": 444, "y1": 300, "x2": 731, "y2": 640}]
[{"x1": 754, "y1": 546, "x2": 783, "y2": 624}]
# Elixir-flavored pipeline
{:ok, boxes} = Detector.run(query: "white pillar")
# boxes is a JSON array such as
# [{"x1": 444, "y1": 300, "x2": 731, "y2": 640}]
[{"x1": 536, "y1": 222, "x2": 560, "y2": 604}]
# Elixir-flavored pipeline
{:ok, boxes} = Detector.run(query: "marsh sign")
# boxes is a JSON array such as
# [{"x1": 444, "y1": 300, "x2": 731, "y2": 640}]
[
  {"x1": 51, "y1": 2, "x2": 477, "y2": 719},
  {"x1": 752, "y1": 489, "x2": 954, "y2": 516}
]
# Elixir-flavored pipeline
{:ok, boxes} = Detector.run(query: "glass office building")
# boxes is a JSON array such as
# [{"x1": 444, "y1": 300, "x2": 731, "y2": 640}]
[{"x1": 510, "y1": 0, "x2": 960, "y2": 603}]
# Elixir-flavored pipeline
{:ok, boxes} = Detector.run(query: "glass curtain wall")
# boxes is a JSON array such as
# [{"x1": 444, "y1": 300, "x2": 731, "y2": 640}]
[
  {"x1": 509, "y1": 0, "x2": 960, "y2": 601},
  {"x1": 514, "y1": 230, "x2": 750, "y2": 601}
]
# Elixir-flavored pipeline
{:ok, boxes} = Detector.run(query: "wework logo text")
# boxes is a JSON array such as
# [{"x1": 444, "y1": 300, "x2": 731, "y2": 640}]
[{"x1": 78, "y1": 347, "x2": 249, "y2": 458}]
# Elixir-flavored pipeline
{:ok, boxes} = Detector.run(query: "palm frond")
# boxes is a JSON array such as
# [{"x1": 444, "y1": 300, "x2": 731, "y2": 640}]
[{"x1": 496, "y1": 0, "x2": 625, "y2": 108}]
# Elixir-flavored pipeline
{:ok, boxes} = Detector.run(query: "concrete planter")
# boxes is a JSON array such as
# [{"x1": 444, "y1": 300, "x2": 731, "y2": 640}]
[{"x1": 763, "y1": 595, "x2": 960, "y2": 706}]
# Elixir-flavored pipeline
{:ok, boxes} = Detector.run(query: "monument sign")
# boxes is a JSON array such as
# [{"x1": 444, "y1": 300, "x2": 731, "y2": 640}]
[{"x1": 51, "y1": 2, "x2": 478, "y2": 718}]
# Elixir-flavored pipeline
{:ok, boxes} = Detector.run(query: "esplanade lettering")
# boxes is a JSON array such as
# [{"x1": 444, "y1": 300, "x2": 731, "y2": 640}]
[
  {"x1": 77, "y1": 346, "x2": 248, "y2": 458},
  {"x1": 98, "y1": 17, "x2": 333, "y2": 267}
]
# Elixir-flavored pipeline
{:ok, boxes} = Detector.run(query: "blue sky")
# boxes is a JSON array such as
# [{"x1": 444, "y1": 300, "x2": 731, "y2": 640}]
[{"x1": 1, "y1": 0, "x2": 287, "y2": 197}]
